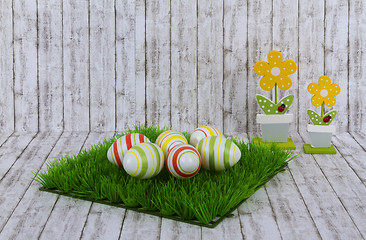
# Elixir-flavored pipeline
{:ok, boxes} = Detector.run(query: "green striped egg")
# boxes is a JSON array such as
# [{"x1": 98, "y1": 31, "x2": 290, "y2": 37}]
[
  {"x1": 123, "y1": 143, "x2": 164, "y2": 179},
  {"x1": 196, "y1": 136, "x2": 241, "y2": 171}
]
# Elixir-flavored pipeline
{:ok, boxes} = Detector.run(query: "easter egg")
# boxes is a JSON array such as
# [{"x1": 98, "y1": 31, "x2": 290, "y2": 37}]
[
  {"x1": 196, "y1": 136, "x2": 241, "y2": 171},
  {"x1": 189, "y1": 126, "x2": 223, "y2": 147},
  {"x1": 156, "y1": 130, "x2": 188, "y2": 157},
  {"x1": 166, "y1": 144, "x2": 201, "y2": 179},
  {"x1": 123, "y1": 143, "x2": 164, "y2": 179},
  {"x1": 107, "y1": 133, "x2": 150, "y2": 168}
]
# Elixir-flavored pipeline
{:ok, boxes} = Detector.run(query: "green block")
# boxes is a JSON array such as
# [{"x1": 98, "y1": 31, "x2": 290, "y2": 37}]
[
  {"x1": 303, "y1": 144, "x2": 337, "y2": 154},
  {"x1": 252, "y1": 138, "x2": 296, "y2": 150}
]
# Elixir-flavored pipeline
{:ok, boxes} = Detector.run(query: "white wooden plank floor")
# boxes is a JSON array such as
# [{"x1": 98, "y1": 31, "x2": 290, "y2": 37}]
[{"x1": 0, "y1": 131, "x2": 365, "y2": 240}]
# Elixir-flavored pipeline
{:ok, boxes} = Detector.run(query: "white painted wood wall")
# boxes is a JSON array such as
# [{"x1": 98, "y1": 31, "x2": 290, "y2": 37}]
[{"x1": 1, "y1": 0, "x2": 365, "y2": 135}]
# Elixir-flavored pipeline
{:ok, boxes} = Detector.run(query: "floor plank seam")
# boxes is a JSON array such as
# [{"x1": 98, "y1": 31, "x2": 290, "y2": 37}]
[
  {"x1": 0, "y1": 131, "x2": 39, "y2": 183},
  {"x1": 349, "y1": 132, "x2": 366, "y2": 152},
  {"x1": 0, "y1": 132, "x2": 63, "y2": 234},
  {"x1": 264, "y1": 186, "x2": 283, "y2": 240},
  {"x1": 333, "y1": 135, "x2": 366, "y2": 189},
  {"x1": 0, "y1": 131, "x2": 15, "y2": 148}
]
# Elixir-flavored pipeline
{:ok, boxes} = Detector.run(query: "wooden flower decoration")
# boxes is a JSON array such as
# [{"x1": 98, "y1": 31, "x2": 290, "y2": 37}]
[
  {"x1": 254, "y1": 50, "x2": 297, "y2": 91},
  {"x1": 307, "y1": 76, "x2": 340, "y2": 107}
]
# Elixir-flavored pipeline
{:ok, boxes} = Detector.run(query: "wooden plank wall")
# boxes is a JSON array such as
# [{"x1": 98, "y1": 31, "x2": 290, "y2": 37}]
[{"x1": 0, "y1": 0, "x2": 365, "y2": 135}]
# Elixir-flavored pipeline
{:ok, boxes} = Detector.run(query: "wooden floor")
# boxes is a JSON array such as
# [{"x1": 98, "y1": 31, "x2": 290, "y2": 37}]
[{"x1": 0, "y1": 131, "x2": 365, "y2": 240}]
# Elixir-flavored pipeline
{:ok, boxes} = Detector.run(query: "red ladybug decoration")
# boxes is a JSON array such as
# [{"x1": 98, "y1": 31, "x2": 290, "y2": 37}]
[
  {"x1": 323, "y1": 115, "x2": 331, "y2": 123},
  {"x1": 278, "y1": 104, "x2": 286, "y2": 112}
]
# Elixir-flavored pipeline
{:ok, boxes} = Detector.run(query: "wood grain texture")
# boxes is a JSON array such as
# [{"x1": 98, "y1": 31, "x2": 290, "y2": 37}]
[
  {"x1": 248, "y1": 132, "x2": 321, "y2": 239},
  {"x1": 38, "y1": 0, "x2": 63, "y2": 131},
  {"x1": 332, "y1": 132, "x2": 366, "y2": 183},
  {"x1": 13, "y1": 0, "x2": 38, "y2": 132},
  {"x1": 298, "y1": 0, "x2": 325, "y2": 133},
  {"x1": 120, "y1": 211, "x2": 161, "y2": 240},
  {"x1": 145, "y1": 0, "x2": 171, "y2": 127},
  {"x1": 0, "y1": 0, "x2": 14, "y2": 132},
  {"x1": 273, "y1": 0, "x2": 299, "y2": 132},
  {"x1": 0, "y1": 133, "x2": 36, "y2": 180},
  {"x1": 116, "y1": 0, "x2": 146, "y2": 131},
  {"x1": 197, "y1": 0, "x2": 224, "y2": 129},
  {"x1": 170, "y1": 0, "x2": 197, "y2": 133},
  {"x1": 301, "y1": 131, "x2": 366, "y2": 238},
  {"x1": 0, "y1": 132, "x2": 88, "y2": 240},
  {"x1": 289, "y1": 132, "x2": 363, "y2": 239},
  {"x1": 0, "y1": 132, "x2": 60, "y2": 232},
  {"x1": 324, "y1": 0, "x2": 348, "y2": 133},
  {"x1": 89, "y1": 0, "x2": 115, "y2": 132},
  {"x1": 223, "y1": 0, "x2": 247, "y2": 136},
  {"x1": 63, "y1": 0, "x2": 89, "y2": 131},
  {"x1": 349, "y1": 0, "x2": 366, "y2": 133},
  {"x1": 160, "y1": 219, "x2": 201, "y2": 240},
  {"x1": 247, "y1": 0, "x2": 273, "y2": 133}
]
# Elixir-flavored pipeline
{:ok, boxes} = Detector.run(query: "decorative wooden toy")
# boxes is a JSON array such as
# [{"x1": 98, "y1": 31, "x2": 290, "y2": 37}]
[
  {"x1": 196, "y1": 136, "x2": 241, "y2": 171},
  {"x1": 303, "y1": 76, "x2": 340, "y2": 154},
  {"x1": 166, "y1": 144, "x2": 201, "y2": 179},
  {"x1": 253, "y1": 50, "x2": 297, "y2": 150},
  {"x1": 107, "y1": 133, "x2": 150, "y2": 168},
  {"x1": 156, "y1": 130, "x2": 188, "y2": 157},
  {"x1": 122, "y1": 142, "x2": 165, "y2": 179},
  {"x1": 189, "y1": 126, "x2": 223, "y2": 148}
]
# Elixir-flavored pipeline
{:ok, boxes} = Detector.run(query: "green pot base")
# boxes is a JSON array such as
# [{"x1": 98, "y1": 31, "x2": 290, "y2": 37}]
[
  {"x1": 303, "y1": 144, "x2": 337, "y2": 154},
  {"x1": 252, "y1": 138, "x2": 296, "y2": 150}
]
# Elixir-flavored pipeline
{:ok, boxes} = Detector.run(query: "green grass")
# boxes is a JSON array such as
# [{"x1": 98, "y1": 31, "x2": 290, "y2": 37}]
[{"x1": 34, "y1": 125, "x2": 296, "y2": 226}]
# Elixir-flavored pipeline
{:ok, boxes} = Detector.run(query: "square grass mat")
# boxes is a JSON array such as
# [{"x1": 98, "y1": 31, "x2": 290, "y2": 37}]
[{"x1": 34, "y1": 125, "x2": 297, "y2": 228}]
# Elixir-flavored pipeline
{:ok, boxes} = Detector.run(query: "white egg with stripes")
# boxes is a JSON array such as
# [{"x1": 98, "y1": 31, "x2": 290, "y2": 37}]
[
  {"x1": 107, "y1": 133, "x2": 150, "y2": 168},
  {"x1": 155, "y1": 130, "x2": 188, "y2": 157},
  {"x1": 166, "y1": 144, "x2": 201, "y2": 179},
  {"x1": 196, "y1": 136, "x2": 241, "y2": 171},
  {"x1": 123, "y1": 143, "x2": 164, "y2": 179},
  {"x1": 189, "y1": 126, "x2": 223, "y2": 148}
]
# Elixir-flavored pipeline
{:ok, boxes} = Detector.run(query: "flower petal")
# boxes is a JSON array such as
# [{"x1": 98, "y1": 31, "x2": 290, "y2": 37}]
[
  {"x1": 307, "y1": 82, "x2": 319, "y2": 95},
  {"x1": 311, "y1": 95, "x2": 323, "y2": 107},
  {"x1": 267, "y1": 50, "x2": 283, "y2": 65},
  {"x1": 328, "y1": 83, "x2": 340, "y2": 96},
  {"x1": 259, "y1": 75, "x2": 275, "y2": 91},
  {"x1": 318, "y1": 76, "x2": 331, "y2": 86},
  {"x1": 324, "y1": 95, "x2": 336, "y2": 107},
  {"x1": 254, "y1": 60, "x2": 269, "y2": 76},
  {"x1": 277, "y1": 75, "x2": 292, "y2": 90},
  {"x1": 281, "y1": 59, "x2": 297, "y2": 75}
]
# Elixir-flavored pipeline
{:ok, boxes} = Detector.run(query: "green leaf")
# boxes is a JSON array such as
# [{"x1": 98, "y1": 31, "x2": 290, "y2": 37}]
[
  {"x1": 256, "y1": 94, "x2": 294, "y2": 115},
  {"x1": 307, "y1": 110, "x2": 337, "y2": 125}
]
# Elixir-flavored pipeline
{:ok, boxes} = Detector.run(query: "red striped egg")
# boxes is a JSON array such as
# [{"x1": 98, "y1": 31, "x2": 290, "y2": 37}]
[
  {"x1": 166, "y1": 144, "x2": 201, "y2": 179},
  {"x1": 107, "y1": 133, "x2": 150, "y2": 168},
  {"x1": 196, "y1": 136, "x2": 241, "y2": 171},
  {"x1": 189, "y1": 126, "x2": 223, "y2": 147},
  {"x1": 155, "y1": 130, "x2": 188, "y2": 157},
  {"x1": 123, "y1": 143, "x2": 164, "y2": 179}
]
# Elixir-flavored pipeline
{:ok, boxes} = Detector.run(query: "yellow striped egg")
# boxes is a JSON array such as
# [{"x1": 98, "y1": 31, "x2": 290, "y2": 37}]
[
  {"x1": 155, "y1": 130, "x2": 188, "y2": 157},
  {"x1": 196, "y1": 136, "x2": 241, "y2": 171},
  {"x1": 123, "y1": 143, "x2": 164, "y2": 179},
  {"x1": 189, "y1": 126, "x2": 223, "y2": 147},
  {"x1": 166, "y1": 144, "x2": 201, "y2": 179},
  {"x1": 107, "y1": 133, "x2": 150, "y2": 168}
]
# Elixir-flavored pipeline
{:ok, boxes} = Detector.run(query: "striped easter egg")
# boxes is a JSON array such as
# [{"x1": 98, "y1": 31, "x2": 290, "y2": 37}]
[
  {"x1": 123, "y1": 143, "x2": 164, "y2": 179},
  {"x1": 155, "y1": 130, "x2": 188, "y2": 157},
  {"x1": 166, "y1": 144, "x2": 201, "y2": 179},
  {"x1": 189, "y1": 126, "x2": 223, "y2": 148},
  {"x1": 196, "y1": 136, "x2": 241, "y2": 171},
  {"x1": 107, "y1": 133, "x2": 150, "y2": 168}
]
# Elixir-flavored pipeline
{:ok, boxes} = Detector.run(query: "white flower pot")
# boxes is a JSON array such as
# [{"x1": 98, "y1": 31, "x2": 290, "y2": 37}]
[
  {"x1": 256, "y1": 114, "x2": 293, "y2": 142},
  {"x1": 307, "y1": 124, "x2": 336, "y2": 148}
]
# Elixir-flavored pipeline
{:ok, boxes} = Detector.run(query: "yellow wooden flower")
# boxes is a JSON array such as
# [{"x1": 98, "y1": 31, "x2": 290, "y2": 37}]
[
  {"x1": 254, "y1": 50, "x2": 297, "y2": 91},
  {"x1": 307, "y1": 76, "x2": 340, "y2": 107}
]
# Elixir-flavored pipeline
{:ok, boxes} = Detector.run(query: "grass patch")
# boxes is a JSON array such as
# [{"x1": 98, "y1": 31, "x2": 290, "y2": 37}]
[{"x1": 34, "y1": 125, "x2": 296, "y2": 227}]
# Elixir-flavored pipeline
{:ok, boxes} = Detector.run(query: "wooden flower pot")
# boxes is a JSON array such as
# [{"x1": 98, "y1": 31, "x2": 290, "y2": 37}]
[{"x1": 256, "y1": 114, "x2": 294, "y2": 142}]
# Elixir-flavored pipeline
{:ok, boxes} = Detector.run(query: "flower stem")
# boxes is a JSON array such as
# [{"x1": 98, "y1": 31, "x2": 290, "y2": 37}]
[
  {"x1": 321, "y1": 102, "x2": 325, "y2": 118},
  {"x1": 275, "y1": 83, "x2": 278, "y2": 104}
]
